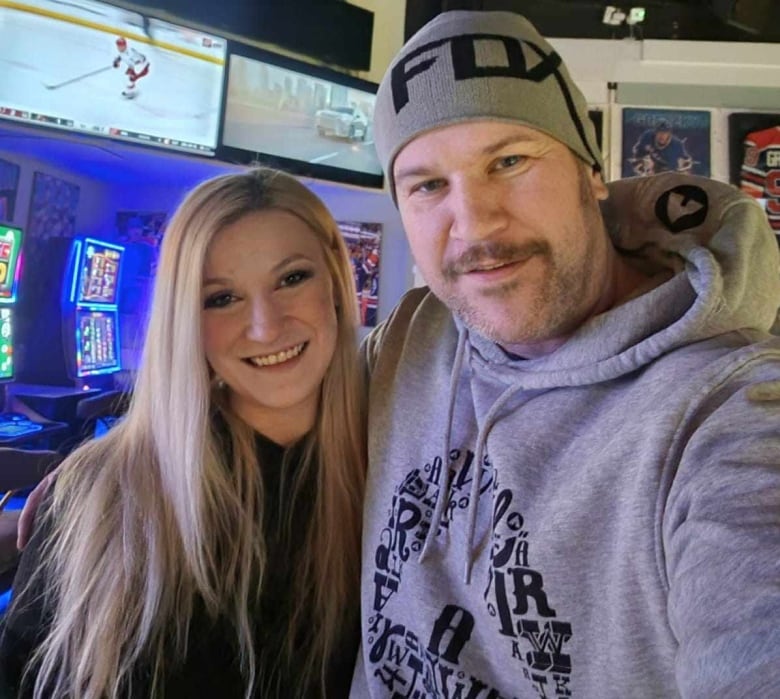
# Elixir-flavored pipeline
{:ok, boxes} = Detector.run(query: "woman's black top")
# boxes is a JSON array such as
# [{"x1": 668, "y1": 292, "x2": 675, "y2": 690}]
[{"x1": 0, "y1": 432, "x2": 359, "y2": 697}]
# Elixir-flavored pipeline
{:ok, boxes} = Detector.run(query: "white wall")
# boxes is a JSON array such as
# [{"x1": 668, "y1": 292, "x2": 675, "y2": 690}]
[{"x1": 551, "y1": 37, "x2": 780, "y2": 104}]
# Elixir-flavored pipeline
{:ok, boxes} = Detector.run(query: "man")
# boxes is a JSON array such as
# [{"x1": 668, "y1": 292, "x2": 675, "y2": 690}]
[
  {"x1": 631, "y1": 119, "x2": 694, "y2": 176},
  {"x1": 353, "y1": 10, "x2": 780, "y2": 698},
  {"x1": 112, "y1": 36, "x2": 150, "y2": 99}
]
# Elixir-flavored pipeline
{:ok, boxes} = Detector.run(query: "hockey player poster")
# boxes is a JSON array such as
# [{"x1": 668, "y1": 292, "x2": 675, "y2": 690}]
[
  {"x1": 621, "y1": 107, "x2": 711, "y2": 178},
  {"x1": 337, "y1": 221, "x2": 382, "y2": 327},
  {"x1": 728, "y1": 112, "x2": 780, "y2": 234},
  {"x1": 116, "y1": 211, "x2": 167, "y2": 251}
]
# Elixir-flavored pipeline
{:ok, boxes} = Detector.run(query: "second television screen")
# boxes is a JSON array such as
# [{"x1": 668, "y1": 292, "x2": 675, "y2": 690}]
[{"x1": 222, "y1": 50, "x2": 383, "y2": 187}]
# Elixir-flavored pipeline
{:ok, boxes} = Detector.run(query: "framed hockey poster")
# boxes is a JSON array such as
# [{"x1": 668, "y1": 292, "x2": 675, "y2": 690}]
[
  {"x1": 729, "y1": 112, "x2": 780, "y2": 234},
  {"x1": 337, "y1": 220, "x2": 382, "y2": 327},
  {"x1": 727, "y1": 112, "x2": 780, "y2": 185},
  {"x1": 115, "y1": 209, "x2": 166, "y2": 291},
  {"x1": 116, "y1": 210, "x2": 167, "y2": 251},
  {"x1": 0, "y1": 158, "x2": 21, "y2": 222},
  {"x1": 621, "y1": 108, "x2": 711, "y2": 178}
]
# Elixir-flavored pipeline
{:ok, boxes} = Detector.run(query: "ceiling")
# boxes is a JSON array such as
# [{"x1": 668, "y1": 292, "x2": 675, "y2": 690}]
[{"x1": 407, "y1": 0, "x2": 780, "y2": 43}]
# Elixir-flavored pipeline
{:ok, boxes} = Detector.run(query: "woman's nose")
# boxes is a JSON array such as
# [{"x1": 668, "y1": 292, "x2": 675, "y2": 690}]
[{"x1": 245, "y1": 295, "x2": 284, "y2": 343}]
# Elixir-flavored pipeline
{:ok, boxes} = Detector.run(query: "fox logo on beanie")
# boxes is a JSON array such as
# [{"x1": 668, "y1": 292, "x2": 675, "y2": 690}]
[{"x1": 374, "y1": 10, "x2": 603, "y2": 201}]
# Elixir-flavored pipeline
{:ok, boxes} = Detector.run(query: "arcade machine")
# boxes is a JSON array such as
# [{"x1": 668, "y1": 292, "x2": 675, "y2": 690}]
[
  {"x1": 12, "y1": 235, "x2": 125, "y2": 431},
  {"x1": 0, "y1": 224, "x2": 68, "y2": 446}
]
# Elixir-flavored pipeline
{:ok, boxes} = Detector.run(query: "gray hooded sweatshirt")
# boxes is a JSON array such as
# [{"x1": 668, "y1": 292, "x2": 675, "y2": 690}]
[{"x1": 351, "y1": 173, "x2": 780, "y2": 698}]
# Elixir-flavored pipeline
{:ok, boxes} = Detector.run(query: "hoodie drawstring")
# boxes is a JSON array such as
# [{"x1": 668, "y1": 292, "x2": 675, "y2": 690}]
[
  {"x1": 463, "y1": 383, "x2": 522, "y2": 584},
  {"x1": 418, "y1": 326, "x2": 469, "y2": 562}
]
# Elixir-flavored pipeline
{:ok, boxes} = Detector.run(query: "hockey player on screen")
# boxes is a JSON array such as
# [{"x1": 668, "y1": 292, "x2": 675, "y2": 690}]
[
  {"x1": 113, "y1": 36, "x2": 150, "y2": 99},
  {"x1": 630, "y1": 119, "x2": 694, "y2": 176}
]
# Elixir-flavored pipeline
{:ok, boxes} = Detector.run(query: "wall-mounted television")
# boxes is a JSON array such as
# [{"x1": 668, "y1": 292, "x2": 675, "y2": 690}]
[
  {"x1": 0, "y1": 224, "x2": 23, "y2": 303},
  {"x1": 75, "y1": 308, "x2": 120, "y2": 377},
  {"x1": 219, "y1": 43, "x2": 383, "y2": 190},
  {"x1": 0, "y1": 0, "x2": 227, "y2": 157},
  {"x1": 69, "y1": 237, "x2": 124, "y2": 308}
]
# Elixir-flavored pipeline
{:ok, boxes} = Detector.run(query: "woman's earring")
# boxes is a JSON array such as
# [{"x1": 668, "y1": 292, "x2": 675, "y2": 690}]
[{"x1": 214, "y1": 376, "x2": 226, "y2": 390}]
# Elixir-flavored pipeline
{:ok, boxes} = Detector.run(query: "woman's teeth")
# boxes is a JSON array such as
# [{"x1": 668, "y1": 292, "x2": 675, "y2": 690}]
[{"x1": 248, "y1": 342, "x2": 305, "y2": 367}]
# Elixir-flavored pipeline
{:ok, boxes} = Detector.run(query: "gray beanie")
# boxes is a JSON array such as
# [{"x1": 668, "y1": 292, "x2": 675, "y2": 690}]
[{"x1": 374, "y1": 10, "x2": 602, "y2": 200}]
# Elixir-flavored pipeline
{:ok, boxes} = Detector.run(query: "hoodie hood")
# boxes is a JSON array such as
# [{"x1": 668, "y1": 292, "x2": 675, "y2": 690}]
[{"x1": 465, "y1": 172, "x2": 780, "y2": 389}]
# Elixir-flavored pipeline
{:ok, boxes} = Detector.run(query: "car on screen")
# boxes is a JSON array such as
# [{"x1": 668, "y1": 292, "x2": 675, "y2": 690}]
[{"x1": 314, "y1": 106, "x2": 369, "y2": 141}]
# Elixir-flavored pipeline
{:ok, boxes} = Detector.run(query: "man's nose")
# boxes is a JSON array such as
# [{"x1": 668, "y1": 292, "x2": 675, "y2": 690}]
[{"x1": 449, "y1": 178, "x2": 507, "y2": 243}]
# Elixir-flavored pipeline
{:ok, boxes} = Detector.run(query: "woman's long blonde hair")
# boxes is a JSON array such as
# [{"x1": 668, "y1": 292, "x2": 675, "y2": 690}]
[{"x1": 27, "y1": 168, "x2": 366, "y2": 698}]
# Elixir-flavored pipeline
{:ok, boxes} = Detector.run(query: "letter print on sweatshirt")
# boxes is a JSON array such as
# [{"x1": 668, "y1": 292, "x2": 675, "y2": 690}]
[{"x1": 367, "y1": 448, "x2": 575, "y2": 697}]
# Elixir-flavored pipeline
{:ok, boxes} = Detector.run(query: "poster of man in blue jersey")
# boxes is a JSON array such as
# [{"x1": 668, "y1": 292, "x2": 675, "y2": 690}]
[{"x1": 622, "y1": 107, "x2": 711, "y2": 178}]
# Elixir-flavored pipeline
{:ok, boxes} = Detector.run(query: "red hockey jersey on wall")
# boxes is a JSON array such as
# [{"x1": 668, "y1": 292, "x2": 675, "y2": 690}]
[{"x1": 740, "y1": 125, "x2": 780, "y2": 232}]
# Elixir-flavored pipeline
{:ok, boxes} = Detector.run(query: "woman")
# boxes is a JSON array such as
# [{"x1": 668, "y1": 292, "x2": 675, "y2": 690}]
[{"x1": 0, "y1": 168, "x2": 366, "y2": 698}]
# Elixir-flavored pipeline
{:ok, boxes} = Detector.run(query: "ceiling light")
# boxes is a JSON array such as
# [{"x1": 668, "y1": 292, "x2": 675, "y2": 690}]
[
  {"x1": 602, "y1": 6, "x2": 627, "y2": 25},
  {"x1": 627, "y1": 7, "x2": 646, "y2": 25}
]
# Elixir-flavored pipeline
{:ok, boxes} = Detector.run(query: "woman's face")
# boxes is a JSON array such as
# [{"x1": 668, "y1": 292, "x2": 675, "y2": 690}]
[{"x1": 201, "y1": 209, "x2": 338, "y2": 444}]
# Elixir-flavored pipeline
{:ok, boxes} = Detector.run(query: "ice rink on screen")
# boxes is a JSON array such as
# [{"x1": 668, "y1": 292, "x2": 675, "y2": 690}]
[{"x1": 0, "y1": 0, "x2": 225, "y2": 150}]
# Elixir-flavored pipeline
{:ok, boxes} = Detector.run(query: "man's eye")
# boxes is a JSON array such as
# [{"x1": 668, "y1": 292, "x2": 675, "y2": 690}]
[
  {"x1": 412, "y1": 178, "x2": 445, "y2": 194},
  {"x1": 203, "y1": 291, "x2": 235, "y2": 309},
  {"x1": 494, "y1": 154, "x2": 524, "y2": 170},
  {"x1": 280, "y1": 269, "x2": 313, "y2": 288}
]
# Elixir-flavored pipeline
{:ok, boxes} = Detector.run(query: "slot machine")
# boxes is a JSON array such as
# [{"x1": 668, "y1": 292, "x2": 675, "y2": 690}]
[
  {"x1": 0, "y1": 223, "x2": 55, "y2": 442},
  {"x1": 12, "y1": 236, "x2": 124, "y2": 430},
  {"x1": 16, "y1": 236, "x2": 124, "y2": 387},
  {"x1": 0, "y1": 224, "x2": 23, "y2": 387},
  {"x1": 68, "y1": 237, "x2": 125, "y2": 382}
]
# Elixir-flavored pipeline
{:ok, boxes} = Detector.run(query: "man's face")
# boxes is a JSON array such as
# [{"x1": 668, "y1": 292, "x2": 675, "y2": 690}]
[
  {"x1": 655, "y1": 129, "x2": 672, "y2": 147},
  {"x1": 394, "y1": 120, "x2": 611, "y2": 354}
]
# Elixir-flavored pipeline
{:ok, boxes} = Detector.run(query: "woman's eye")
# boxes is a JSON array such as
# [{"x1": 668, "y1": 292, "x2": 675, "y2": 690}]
[
  {"x1": 280, "y1": 269, "x2": 313, "y2": 288},
  {"x1": 203, "y1": 291, "x2": 236, "y2": 309}
]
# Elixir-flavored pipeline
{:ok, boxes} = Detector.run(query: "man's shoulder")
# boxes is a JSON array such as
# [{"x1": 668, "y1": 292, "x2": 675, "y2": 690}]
[
  {"x1": 652, "y1": 332, "x2": 780, "y2": 402},
  {"x1": 367, "y1": 286, "x2": 448, "y2": 340},
  {"x1": 361, "y1": 287, "x2": 454, "y2": 375}
]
